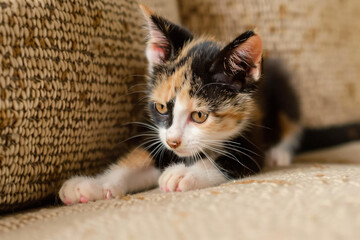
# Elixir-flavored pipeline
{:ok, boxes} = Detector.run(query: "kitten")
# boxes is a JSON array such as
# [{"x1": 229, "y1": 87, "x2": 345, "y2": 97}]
[{"x1": 59, "y1": 5, "x2": 301, "y2": 204}]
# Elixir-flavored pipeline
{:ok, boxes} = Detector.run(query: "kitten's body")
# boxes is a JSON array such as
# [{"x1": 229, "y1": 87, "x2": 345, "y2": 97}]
[{"x1": 59, "y1": 5, "x2": 300, "y2": 204}]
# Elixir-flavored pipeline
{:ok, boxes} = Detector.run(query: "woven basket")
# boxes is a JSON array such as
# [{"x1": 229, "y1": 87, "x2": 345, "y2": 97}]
[
  {"x1": 178, "y1": 0, "x2": 360, "y2": 127},
  {"x1": 0, "y1": 0, "x2": 179, "y2": 212}
]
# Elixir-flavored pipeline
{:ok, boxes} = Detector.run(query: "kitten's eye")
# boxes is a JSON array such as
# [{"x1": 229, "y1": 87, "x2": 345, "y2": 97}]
[
  {"x1": 191, "y1": 111, "x2": 208, "y2": 124},
  {"x1": 155, "y1": 103, "x2": 168, "y2": 115}
]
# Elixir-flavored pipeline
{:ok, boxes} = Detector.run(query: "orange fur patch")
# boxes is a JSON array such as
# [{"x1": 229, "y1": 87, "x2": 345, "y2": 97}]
[
  {"x1": 117, "y1": 148, "x2": 154, "y2": 169},
  {"x1": 279, "y1": 112, "x2": 299, "y2": 138},
  {"x1": 150, "y1": 65, "x2": 189, "y2": 103}
]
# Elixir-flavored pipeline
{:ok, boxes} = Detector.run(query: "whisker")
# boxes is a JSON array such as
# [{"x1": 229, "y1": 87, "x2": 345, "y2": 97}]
[
  {"x1": 127, "y1": 83, "x2": 148, "y2": 91},
  {"x1": 200, "y1": 143, "x2": 256, "y2": 174},
  {"x1": 141, "y1": 141, "x2": 163, "y2": 167},
  {"x1": 134, "y1": 138, "x2": 162, "y2": 153},
  {"x1": 194, "y1": 148, "x2": 212, "y2": 180},
  {"x1": 121, "y1": 122, "x2": 158, "y2": 132},
  {"x1": 247, "y1": 122, "x2": 272, "y2": 130},
  {"x1": 238, "y1": 133, "x2": 263, "y2": 153},
  {"x1": 136, "y1": 95, "x2": 150, "y2": 105},
  {"x1": 146, "y1": 141, "x2": 164, "y2": 159},
  {"x1": 150, "y1": 144, "x2": 165, "y2": 162},
  {"x1": 199, "y1": 148, "x2": 231, "y2": 180},
  {"x1": 222, "y1": 145, "x2": 262, "y2": 159},
  {"x1": 119, "y1": 133, "x2": 159, "y2": 144},
  {"x1": 194, "y1": 82, "x2": 235, "y2": 96},
  {"x1": 201, "y1": 140, "x2": 261, "y2": 157}
]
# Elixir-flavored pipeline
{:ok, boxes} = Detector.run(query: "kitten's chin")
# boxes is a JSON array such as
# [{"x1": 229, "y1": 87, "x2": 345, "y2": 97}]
[{"x1": 172, "y1": 148, "x2": 195, "y2": 158}]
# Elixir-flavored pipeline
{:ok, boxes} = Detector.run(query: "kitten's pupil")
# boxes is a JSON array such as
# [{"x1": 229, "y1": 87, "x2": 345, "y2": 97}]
[{"x1": 197, "y1": 112, "x2": 202, "y2": 118}]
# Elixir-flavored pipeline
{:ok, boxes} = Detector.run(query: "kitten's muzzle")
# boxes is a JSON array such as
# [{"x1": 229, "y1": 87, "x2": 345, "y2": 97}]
[{"x1": 166, "y1": 139, "x2": 181, "y2": 149}]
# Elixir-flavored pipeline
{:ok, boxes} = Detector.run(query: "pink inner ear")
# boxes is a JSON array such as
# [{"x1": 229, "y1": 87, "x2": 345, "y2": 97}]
[
  {"x1": 147, "y1": 44, "x2": 167, "y2": 66},
  {"x1": 152, "y1": 45, "x2": 166, "y2": 60},
  {"x1": 228, "y1": 34, "x2": 263, "y2": 80},
  {"x1": 245, "y1": 35, "x2": 263, "y2": 64},
  {"x1": 237, "y1": 35, "x2": 263, "y2": 65}
]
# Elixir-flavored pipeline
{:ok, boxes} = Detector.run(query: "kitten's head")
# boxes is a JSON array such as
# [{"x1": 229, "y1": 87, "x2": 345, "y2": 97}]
[{"x1": 140, "y1": 5, "x2": 263, "y2": 157}]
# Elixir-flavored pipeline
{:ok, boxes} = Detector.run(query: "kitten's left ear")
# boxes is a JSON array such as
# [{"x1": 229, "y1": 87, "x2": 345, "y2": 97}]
[
  {"x1": 210, "y1": 31, "x2": 263, "y2": 90},
  {"x1": 139, "y1": 4, "x2": 193, "y2": 70}
]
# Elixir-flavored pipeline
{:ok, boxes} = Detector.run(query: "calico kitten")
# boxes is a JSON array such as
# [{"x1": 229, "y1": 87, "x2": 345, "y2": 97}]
[{"x1": 59, "y1": 5, "x2": 301, "y2": 204}]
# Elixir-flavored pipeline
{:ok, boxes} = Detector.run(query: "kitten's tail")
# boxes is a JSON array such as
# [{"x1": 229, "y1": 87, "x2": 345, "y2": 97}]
[{"x1": 297, "y1": 123, "x2": 360, "y2": 153}]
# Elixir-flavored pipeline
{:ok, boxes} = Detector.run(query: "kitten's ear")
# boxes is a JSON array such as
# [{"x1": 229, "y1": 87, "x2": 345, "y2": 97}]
[
  {"x1": 139, "y1": 4, "x2": 193, "y2": 69},
  {"x1": 210, "y1": 31, "x2": 263, "y2": 90}
]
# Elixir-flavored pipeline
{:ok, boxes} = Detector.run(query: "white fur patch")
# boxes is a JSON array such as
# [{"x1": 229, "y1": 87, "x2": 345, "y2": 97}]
[
  {"x1": 158, "y1": 159, "x2": 227, "y2": 192},
  {"x1": 59, "y1": 166, "x2": 160, "y2": 204},
  {"x1": 265, "y1": 129, "x2": 302, "y2": 167}
]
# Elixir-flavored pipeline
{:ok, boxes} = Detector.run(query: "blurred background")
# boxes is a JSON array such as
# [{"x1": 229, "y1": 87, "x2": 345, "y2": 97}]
[{"x1": 176, "y1": 0, "x2": 360, "y2": 128}]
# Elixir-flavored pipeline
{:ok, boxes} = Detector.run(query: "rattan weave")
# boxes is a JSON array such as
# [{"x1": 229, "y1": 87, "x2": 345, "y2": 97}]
[{"x1": 0, "y1": 0, "x2": 179, "y2": 212}]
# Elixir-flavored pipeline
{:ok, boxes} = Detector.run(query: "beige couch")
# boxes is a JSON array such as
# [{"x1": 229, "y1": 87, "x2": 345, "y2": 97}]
[
  {"x1": 1, "y1": 143, "x2": 360, "y2": 239},
  {"x1": 1, "y1": 0, "x2": 360, "y2": 239}
]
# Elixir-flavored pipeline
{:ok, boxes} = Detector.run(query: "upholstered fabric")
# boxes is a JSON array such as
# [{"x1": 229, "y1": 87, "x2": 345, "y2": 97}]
[
  {"x1": 0, "y1": 0, "x2": 179, "y2": 212},
  {"x1": 1, "y1": 141, "x2": 360, "y2": 239},
  {"x1": 178, "y1": 0, "x2": 360, "y2": 127}
]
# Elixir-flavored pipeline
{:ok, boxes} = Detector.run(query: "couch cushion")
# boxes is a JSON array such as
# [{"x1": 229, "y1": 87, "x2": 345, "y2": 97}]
[
  {"x1": 1, "y1": 141, "x2": 360, "y2": 239},
  {"x1": 0, "y1": 0, "x2": 179, "y2": 212}
]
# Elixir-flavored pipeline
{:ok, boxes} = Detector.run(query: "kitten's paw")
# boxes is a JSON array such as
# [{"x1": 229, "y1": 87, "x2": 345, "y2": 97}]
[
  {"x1": 159, "y1": 164, "x2": 200, "y2": 192},
  {"x1": 59, "y1": 177, "x2": 105, "y2": 205},
  {"x1": 265, "y1": 147, "x2": 292, "y2": 167}
]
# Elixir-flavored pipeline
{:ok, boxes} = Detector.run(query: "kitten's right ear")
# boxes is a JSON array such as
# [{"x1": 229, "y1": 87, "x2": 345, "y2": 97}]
[{"x1": 139, "y1": 4, "x2": 193, "y2": 70}]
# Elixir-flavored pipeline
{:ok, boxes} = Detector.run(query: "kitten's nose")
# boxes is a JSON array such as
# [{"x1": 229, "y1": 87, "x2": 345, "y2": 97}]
[{"x1": 166, "y1": 139, "x2": 181, "y2": 149}]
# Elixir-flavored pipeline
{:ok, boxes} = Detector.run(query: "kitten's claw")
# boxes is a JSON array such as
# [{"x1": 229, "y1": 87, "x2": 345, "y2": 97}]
[
  {"x1": 65, "y1": 197, "x2": 72, "y2": 205},
  {"x1": 80, "y1": 196, "x2": 89, "y2": 203},
  {"x1": 105, "y1": 190, "x2": 112, "y2": 199},
  {"x1": 59, "y1": 177, "x2": 104, "y2": 204}
]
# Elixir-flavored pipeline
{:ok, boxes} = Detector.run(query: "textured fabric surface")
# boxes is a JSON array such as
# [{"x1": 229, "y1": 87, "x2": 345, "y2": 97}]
[
  {"x1": 178, "y1": 0, "x2": 360, "y2": 127},
  {"x1": 0, "y1": 141, "x2": 360, "y2": 239},
  {"x1": 0, "y1": 0, "x2": 179, "y2": 212}
]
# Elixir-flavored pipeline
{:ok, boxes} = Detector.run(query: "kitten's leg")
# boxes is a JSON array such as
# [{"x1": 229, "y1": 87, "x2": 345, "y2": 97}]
[
  {"x1": 59, "y1": 148, "x2": 160, "y2": 205},
  {"x1": 158, "y1": 159, "x2": 227, "y2": 192},
  {"x1": 265, "y1": 114, "x2": 302, "y2": 167},
  {"x1": 266, "y1": 138, "x2": 296, "y2": 167}
]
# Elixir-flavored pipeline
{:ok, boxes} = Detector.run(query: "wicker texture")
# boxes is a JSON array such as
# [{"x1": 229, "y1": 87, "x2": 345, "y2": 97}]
[
  {"x1": 178, "y1": 0, "x2": 360, "y2": 127},
  {"x1": 0, "y1": 0, "x2": 179, "y2": 212}
]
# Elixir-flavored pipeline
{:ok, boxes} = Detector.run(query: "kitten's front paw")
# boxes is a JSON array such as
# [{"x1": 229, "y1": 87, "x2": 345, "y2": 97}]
[
  {"x1": 59, "y1": 177, "x2": 106, "y2": 205},
  {"x1": 159, "y1": 164, "x2": 200, "y2": 192}
]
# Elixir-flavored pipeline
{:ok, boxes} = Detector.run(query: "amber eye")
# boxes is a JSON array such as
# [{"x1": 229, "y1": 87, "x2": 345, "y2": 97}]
[
  {"x1": 191, "y1": 111, "x2": 208, "y2": 123},
  {"x1": 155, "y1": 102, "x2": 168, "y2": 115}
]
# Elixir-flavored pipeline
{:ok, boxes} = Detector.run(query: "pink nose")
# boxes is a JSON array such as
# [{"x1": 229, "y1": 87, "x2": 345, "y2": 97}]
[{"x1": 166, "y1": 139, "x2": 181, "y2": 149}]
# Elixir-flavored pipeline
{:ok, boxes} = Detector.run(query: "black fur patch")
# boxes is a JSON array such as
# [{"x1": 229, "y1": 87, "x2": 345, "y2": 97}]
[
  {"x1": 150, "y1": 15, "x2": 193, "y2": 59},
  {"x1": 210, "y1": 30, "x2": 257, "y2": 91},
  {"x1": 257, "y1": 59, "x2": 300, "y2": 147},
  {"x1": 148, "y1": 100, "x2": 174, "y2": 129},
  {"x1": 298, "y1": 123, "x2": 360, "y2": 153}
]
